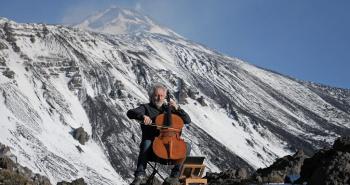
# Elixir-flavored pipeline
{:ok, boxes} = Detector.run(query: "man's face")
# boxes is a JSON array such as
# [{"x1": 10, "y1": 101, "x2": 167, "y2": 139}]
[{"x1": 153, "y1": 88, "x2": 166, "y2": 108}]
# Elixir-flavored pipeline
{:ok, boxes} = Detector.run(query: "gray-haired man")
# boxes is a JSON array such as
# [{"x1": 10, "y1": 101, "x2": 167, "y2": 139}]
[{"x1": 127, "y1": 84, "x2": 191, "y2": 185}]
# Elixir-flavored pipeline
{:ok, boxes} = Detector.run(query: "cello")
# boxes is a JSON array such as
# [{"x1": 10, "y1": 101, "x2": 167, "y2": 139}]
[{"x1": 152, "y1": 91, "x2": 187, "y2": 164}]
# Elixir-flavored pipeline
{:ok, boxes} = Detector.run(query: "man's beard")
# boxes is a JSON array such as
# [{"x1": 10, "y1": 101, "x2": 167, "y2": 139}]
[{"x1": 153, "y1": 99, "x2": 164, "y2": 109}]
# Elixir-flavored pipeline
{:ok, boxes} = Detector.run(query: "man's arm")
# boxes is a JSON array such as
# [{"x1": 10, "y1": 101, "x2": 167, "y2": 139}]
[
  {"x1": 175, "y1": 108, "x2": 191, "y2": 125},
  {"x1": 126, "y1": 105, "x2": 146, "y2": 121},
  {"x1": 169, "y1": 99, "x2": 191, "y2": 125}
]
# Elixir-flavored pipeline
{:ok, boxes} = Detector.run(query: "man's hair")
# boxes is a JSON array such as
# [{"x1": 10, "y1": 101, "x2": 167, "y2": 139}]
[{"x1": 149, "y1": 83, "x2": 167, "y2": 101}]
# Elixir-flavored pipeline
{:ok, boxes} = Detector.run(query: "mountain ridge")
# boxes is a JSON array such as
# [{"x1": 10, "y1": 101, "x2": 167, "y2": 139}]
[{"x1": 74, "y1": 6, "x2": 181, "y2": 38}]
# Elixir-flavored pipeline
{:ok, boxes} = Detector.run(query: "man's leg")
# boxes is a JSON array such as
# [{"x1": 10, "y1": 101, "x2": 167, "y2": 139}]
[
  {"x1": 131, "y1": 140, "x2": 152, "y2": 185},
  {"x1": 134, "y1": 139, "x2": 152, "y2": 176},
  {"x1": 170, "y1": 142, "x2": 191, "y2": 177}
]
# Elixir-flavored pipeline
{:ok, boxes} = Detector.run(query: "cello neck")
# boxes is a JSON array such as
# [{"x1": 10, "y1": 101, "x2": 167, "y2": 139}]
[{"x1": 164, "y1": 91, "x2": 172, "y2": 127}]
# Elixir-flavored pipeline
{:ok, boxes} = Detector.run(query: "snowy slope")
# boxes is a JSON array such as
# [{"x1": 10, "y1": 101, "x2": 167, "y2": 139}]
[
  {"x1": 1, "y1": 12, "x2": 350, "y2": 185},
  {"x1": 0, "y1": 18, "x2": 126, "y2": 185}
]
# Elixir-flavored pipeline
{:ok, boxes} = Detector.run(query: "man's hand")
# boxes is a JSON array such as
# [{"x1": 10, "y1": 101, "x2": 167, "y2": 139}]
[
  {"x1": 169, "y1": 99, "x2": 179, "y2": 110},
  {"x1": 143, "y1": 115, "x2": 152, "y2": 125}
]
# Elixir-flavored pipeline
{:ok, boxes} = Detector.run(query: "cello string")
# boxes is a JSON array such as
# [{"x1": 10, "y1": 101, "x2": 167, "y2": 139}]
[{"x1": 140, "y1": 123, "x2": 182, "y2": 131}]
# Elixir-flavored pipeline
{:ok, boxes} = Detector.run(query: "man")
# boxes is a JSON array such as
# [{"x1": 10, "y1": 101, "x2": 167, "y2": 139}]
[{"x1": 127, "y1": 83, "x2": 191, "y2": 185}]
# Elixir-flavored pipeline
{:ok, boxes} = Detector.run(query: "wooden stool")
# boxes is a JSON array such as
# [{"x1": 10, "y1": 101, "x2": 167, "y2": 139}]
[{"x1": 179, "y1": 156, "x2": 207, "y2": 185}]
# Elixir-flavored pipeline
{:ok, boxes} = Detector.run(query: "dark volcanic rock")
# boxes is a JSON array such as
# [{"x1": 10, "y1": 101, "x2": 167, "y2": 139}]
[
  {"x1": 2, "y1": 69, "x2": 15, "y2": 79},
  {"x1": 162, "y1": 177, "x2": 180, "y2": 185},
  {"x1": 0, "y1": 156, "x2": 15, "y2": 171},
  {"x1": 73, "y1": 127, "x2": 89, "y2": 145},
  {"x1": 206, "y1": 168, "x2": 250, "y2": 185},
  {"x1": 0, "y1": 143, "x2": 52, "y2": 185},
  {"x1": 196, "y1": 96, "x2": 207, "y2": 106},
  {"x1": 177, "y1": 78, "x2": 188, "y2": 104},
  {"x1": 56, "y1": 178, "x2": 87, "y2": 185},
  {"x1": 187, "y1": 88, "x2": 198, "y2": 99},
  {"x1": 177, "y1": 89, "x2": 188, "y2": 104},
  {"x1": 0, "y1": 41, "x2": 8, "y2": 50},
  {"x1": 333, "y1": 136, "x2": 350, "y2": 152},
  {"x1": 68, "y1": 74, "x2": 82, "y2": 90},
  {"x1": 296, "y1": 136, "x2": 350, "y2": 185},
  {"x1": 254, "y1": 150, "x2": 306, "y2": 183},
  {"x1": 0, "y1": 169, "x2": 35, "y2": 185}
]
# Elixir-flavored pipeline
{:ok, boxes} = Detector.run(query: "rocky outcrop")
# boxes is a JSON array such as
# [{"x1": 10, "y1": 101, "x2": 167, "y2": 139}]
[
  {"x1": 253, "y1": 150, "x2": 306, "y2": 183},
  {"x1": 3, "y1": 22, "x2": 20, "y2": 52},
  {"x1": 187, "y1": 88, "x2": 198, "y2": 100},
  {"x1": 296, "y1": 136, "x2": 350, "y2": 185},
  {"x1": 68, "y1": 73, "x2": 82, "y2": 90},
  {"x1": 176, "y1": 79, "x2": 189, "y2": 104},
  {"x1": 206, "y1": 137, "x2": 350, "y2": 185},
  {"x1": 2, "y1": 68, "x2": 15, "y2": 79},
  {"x1": 196, "y1": 96, "x2": 207, "y2": 106},
  {"x1": 56, "y1": 178, "x2": 87, "y2": 185},
  {"x1": 162, "y1": 177, "x2": 180, "y2": 185},
  {"x1": 177, "y1": 88, "x2": 188, "y2": 104},
  {"x1": 72, "y1": 127, "x2": 89, "y2": 145},
  {"x1": 206, "y1": 168, "x2": 250, "y2": 185},
  {"x1": 0, "y1": 143, "x2": 52, "y2": 185},
  {"x1": 109, "y1": 80, "x2": 127, "y2": 99},
  {"x1": 333, "y1": 136, "x2": 350, "y2": 152},
  {"x1": 0, "y1": 41, "x2": 8, "y2": 50}
]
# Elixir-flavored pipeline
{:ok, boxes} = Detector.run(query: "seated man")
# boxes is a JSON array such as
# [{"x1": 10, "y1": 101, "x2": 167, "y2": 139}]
[{"x1": 127, "y1": 83, "x2": 191, "y2": 185}]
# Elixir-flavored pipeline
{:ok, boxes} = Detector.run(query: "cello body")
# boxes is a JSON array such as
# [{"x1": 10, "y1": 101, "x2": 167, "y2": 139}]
[{"x1": 152, "y1": 92, "x2": 187, "y2": 164}]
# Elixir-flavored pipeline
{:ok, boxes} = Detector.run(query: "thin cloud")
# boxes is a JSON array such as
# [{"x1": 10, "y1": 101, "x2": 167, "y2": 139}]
[
  {"x1": 60, "y1": 0, "x2": 144, "y2": 25},
  {"x1": 135, "y1": 2, "x2": 142, "y2": 12},
  {"x1": 61, "y1": 3, "x2": 104, "y2": 25}
]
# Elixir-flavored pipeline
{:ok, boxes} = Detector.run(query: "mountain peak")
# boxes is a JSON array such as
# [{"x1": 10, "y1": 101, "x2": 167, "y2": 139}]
[{"x1": 75, "y1": 6, "x2": 181, "y2": 37}]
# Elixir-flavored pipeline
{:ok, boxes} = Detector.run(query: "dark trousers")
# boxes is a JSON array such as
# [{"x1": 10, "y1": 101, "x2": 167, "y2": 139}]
[{"x1": 134, "y1": 139, "x2": 191, "y2": 177}]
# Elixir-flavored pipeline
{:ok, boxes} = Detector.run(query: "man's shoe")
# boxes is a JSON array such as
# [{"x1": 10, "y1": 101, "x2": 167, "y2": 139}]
[
  {"x1": 170, "y1": 171, "x2": 180, "y2": 178},
  {"x1": 163, "y1": 177, "x2": 180, "y2": 185},
  {"x1": 130, "y1": 175, "x2": 146, "y2": 185}
]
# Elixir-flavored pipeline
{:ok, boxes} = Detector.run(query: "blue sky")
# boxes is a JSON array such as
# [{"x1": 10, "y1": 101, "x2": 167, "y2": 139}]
[{"x1": 1, "y1": 0, "x2": 349, "y2": 89}]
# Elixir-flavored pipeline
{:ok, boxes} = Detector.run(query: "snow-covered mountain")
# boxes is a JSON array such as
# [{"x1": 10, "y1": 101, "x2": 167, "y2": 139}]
[
  {"x1": 74, "y1": 6, "x2": 181, "y2": 38},
  {"x1": 0, "y1": 8, "x2": 350, "y2": 185}
]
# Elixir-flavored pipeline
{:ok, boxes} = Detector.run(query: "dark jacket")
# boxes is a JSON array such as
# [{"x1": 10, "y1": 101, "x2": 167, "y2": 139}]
[{"x1": 127, "y1": 103, "x2": 191, "y2": 140}]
